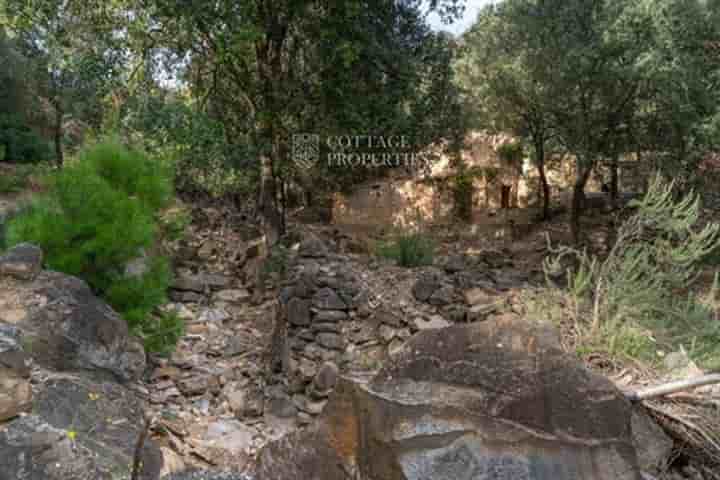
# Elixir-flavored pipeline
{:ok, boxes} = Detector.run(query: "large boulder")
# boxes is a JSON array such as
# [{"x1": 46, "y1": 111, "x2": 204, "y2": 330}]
[
  {"x1": 0, "y1": 324, "x2": 32, "y2": 422},
  {"x1": 0, "y1": 374, "x2": 163, "y2": 480},
  {"x1": 243, "y1": 316, "x2": 641, "y2": 480},
  {"x1": 0, "y1": 247, "x2": 146, "y2": 381}
]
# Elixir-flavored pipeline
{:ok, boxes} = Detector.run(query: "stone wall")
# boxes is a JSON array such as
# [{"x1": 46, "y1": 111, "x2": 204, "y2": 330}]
[{"x1": 331, "y1": 131, "x2": 625, "y2": 232}]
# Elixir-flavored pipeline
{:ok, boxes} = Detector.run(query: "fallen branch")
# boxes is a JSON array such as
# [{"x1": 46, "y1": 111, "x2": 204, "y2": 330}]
[{"x1": 626, "y1": 374, "x2": 720, "y2": 402}]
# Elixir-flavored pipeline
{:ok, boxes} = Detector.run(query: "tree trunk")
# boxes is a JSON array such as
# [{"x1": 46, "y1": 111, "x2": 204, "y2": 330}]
[
  {"x1": 534, "y1": 141, "x2": 550, "y2": 220},
  {"x1": 610, "y1": 154, "x2": 619, "y2": 209},
  {"x1": 54, "y1": 104, "x2": 64, "y2": 167},
  {"x1": 259, "y1": 151, "x2": 281, "y2": 247},
  {"x1": 570, "y1": 163, "x2": 593, "y2": 244}
]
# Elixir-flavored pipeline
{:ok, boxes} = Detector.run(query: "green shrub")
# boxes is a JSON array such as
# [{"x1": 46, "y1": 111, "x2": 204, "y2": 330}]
[
  {"x1": 138, "y1": 311, "x2": 185, "y2": 357},
  {"x1": 452, "y1": 173, "x2": 475, "y2": 222},
  {"x1": 377, "y1": 232, "x2": 435, "y2": 267},
  {"x1": 544, "y1": 174, "x2": 720, "y2": 367},
  {"x1": 260, "y1": 245, "x2": 290, "y2": 283},
  {"x1": 7, "y1": 139, "x2": 177, "y2": 353},
  {"x1": 159, "y1": 205, "x2": 192, "y2": 242},
  {"x1": 0, "y1": 114, "x2": 54, "y2": 164},
  {"x1": 77, "y1": 137, "x2": 173, "y2": 211}
]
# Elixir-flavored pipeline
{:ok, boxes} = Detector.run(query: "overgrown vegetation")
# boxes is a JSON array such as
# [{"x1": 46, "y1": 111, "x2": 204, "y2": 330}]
[
  {"x1": 377, "y1": 231, "x2": 436, "y2": 268},
  {"x1": 6, "y1": 138, "x2": 180, "y2": 353},
  {"x1": 543, "y1": 175, "x2": 720, "y2": 368}
]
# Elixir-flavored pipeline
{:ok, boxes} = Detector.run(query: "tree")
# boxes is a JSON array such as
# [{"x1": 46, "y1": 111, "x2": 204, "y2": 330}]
[
  {"x1": 634, "y1": 0, "x2": 720, "y2": 196},
  {"x1": 4, "y1": 0, "x2": 127, "y2": 165},
  {"x1": 130, "y1": 0, "x2": 465, "y2": 246},
  {"x1": 458, "y1": 2, "x2": 557, "y2": 220}
]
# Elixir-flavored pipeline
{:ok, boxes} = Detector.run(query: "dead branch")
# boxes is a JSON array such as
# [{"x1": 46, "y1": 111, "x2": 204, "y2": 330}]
[{"x1": 626, "y1": 374, "x2": 720, "y2": 402}]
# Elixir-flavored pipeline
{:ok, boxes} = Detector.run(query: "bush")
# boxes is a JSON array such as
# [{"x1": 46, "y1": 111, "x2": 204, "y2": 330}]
[
  {"x1": 0, "y1": 114, "x2": 54, "y2": 164},
  {"x1": 261, "y1": 244, "x2": 290, "y2": 280},
  {"x1": 138, "y1": 311, "x2": 185, "y2": 357},
  {"x1": 544, "y1": 174, "x2": 720, "y2": 366},
  {"x1": 377, "y1": 232, "x2": 435, "y2": 267},
  {"x1": 7, "y1": 139, "x2": 177, "y2": 353}
]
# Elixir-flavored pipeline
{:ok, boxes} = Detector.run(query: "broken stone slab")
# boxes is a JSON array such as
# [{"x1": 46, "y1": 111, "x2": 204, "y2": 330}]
[{"x1": 0, "y1": 243, "x2": 43, "y2": 281}]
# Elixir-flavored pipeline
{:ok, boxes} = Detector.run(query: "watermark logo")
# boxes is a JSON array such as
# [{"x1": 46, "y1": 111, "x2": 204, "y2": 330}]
[
  {"x1": 292, "y1": 133, "x2": 320, "y2": 169},
  {"x1": 292, "y1": 133, "x2": 433, "y2": 170}
]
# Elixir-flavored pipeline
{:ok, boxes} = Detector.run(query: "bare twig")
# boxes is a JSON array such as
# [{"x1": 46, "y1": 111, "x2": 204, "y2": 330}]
[{"x1": 626, "y1": 374, "x2": 720, "y2": 402}]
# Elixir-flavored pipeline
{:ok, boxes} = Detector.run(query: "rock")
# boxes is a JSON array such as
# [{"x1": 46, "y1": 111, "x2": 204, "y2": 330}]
[
  {"x1": 0, "y1": 324, "x2": 32, "y2": 422},
  {"x1": 412, "y1": 315, "x2": 451, "y2": 331},
  {"x1": 267, "y1": 391, "x2": 298, "y2": 419},
  {"x1": 224, "y1": 335, "x2": 251, "y2": 357},
  {"x1": 160, "y1": 447, "x2": 186, "y2": 478},
  {"x1": 310, "y1": 322, "x2": 340, "y2": 335},
  {"x1": 203, "y1": 420, "x2": 254, "y2": 453},
  {"x1": 375, "y1": 309, "x2": 403, "y2": 328},
  {"x1": 312, "y1": 288, "x2": 347, "y2": 310},
  {"x1": 287, "y1": 298, "x2": 311, "y2": 327},
  {"x1": 197, "y1": 240, "x2": 216, "y2": 260},
  {"x1": 0, "y1": 243, "x2": 43, "y2": 281},
  {"x1": 312, "y1": 362, "x2": 339, "y2": 393},
  {"x1": 197, "y1": 308, "x2": 230, "y2": 324},
  {"x1": 463, "y1": 287, "x2": 497, "y2": 306},
  {"x1": 246, "y1": 317, "x2": 641, "y2": 480},
  {"x1": 444, "y1": 255, "x2": 467, "y2": 273},
  {"x1": 169, "y1": 290, "x2": 204, "y2": 303},
  {"x1": 313, "y1": 309, "x2": 347, "y2": 322},
  {"x1": 378, "y1": 324, "x2": 397, "y2": 342},
  {"x1": 246, "y1": 427, "x2": 347, "y2": 479},
  {"x1": 412, "y1": 276, "x2": 440, "y2": 302},
  {"x1": 216, "y1": 289, "x2": 251, "y2": 304},
  {"x1": 0, "y1": 366, "x2": 32, "y2": 423},
  {"x1": 16, "y1": 271, "x2": 146, "y2": 381},
  {"x1": 299, "y1": 234, "x2": 328, "y2": 258},
  {"x1": 203, "y1": 274, "x2": 232, "y2": 290},
  {"x1": 172, "y1": 273, "x2": 205, "y2": 292},
  {"x1": 297, "y1": 358, "x2": 319, "y2": 382},
  {"x1": 428, "y1": 285, "x2": 454, "y2": 306},
  {"x1": 632, "y1": 407, "x2": 673, "y2": 474},
  {"x1": 0, "y1": 377, "x2": 162, "y2": 480},
  {"x1": 228, "y1": 386, "x2": 265, "y2": 418},
  {"x1": 316, "y1": 333, "x2": 344, "y2": 351},
  {"x1": 177, "y1": 375, "x2": 220, "y2": 396},
  {"x1": 293, "y1": 394, "x2": 327, "y2": 416}
]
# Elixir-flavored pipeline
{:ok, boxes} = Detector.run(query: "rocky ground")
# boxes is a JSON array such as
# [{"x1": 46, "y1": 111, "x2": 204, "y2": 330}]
[{"x1": 1, "y1": 190, "x2": 719, "y2": 479}]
